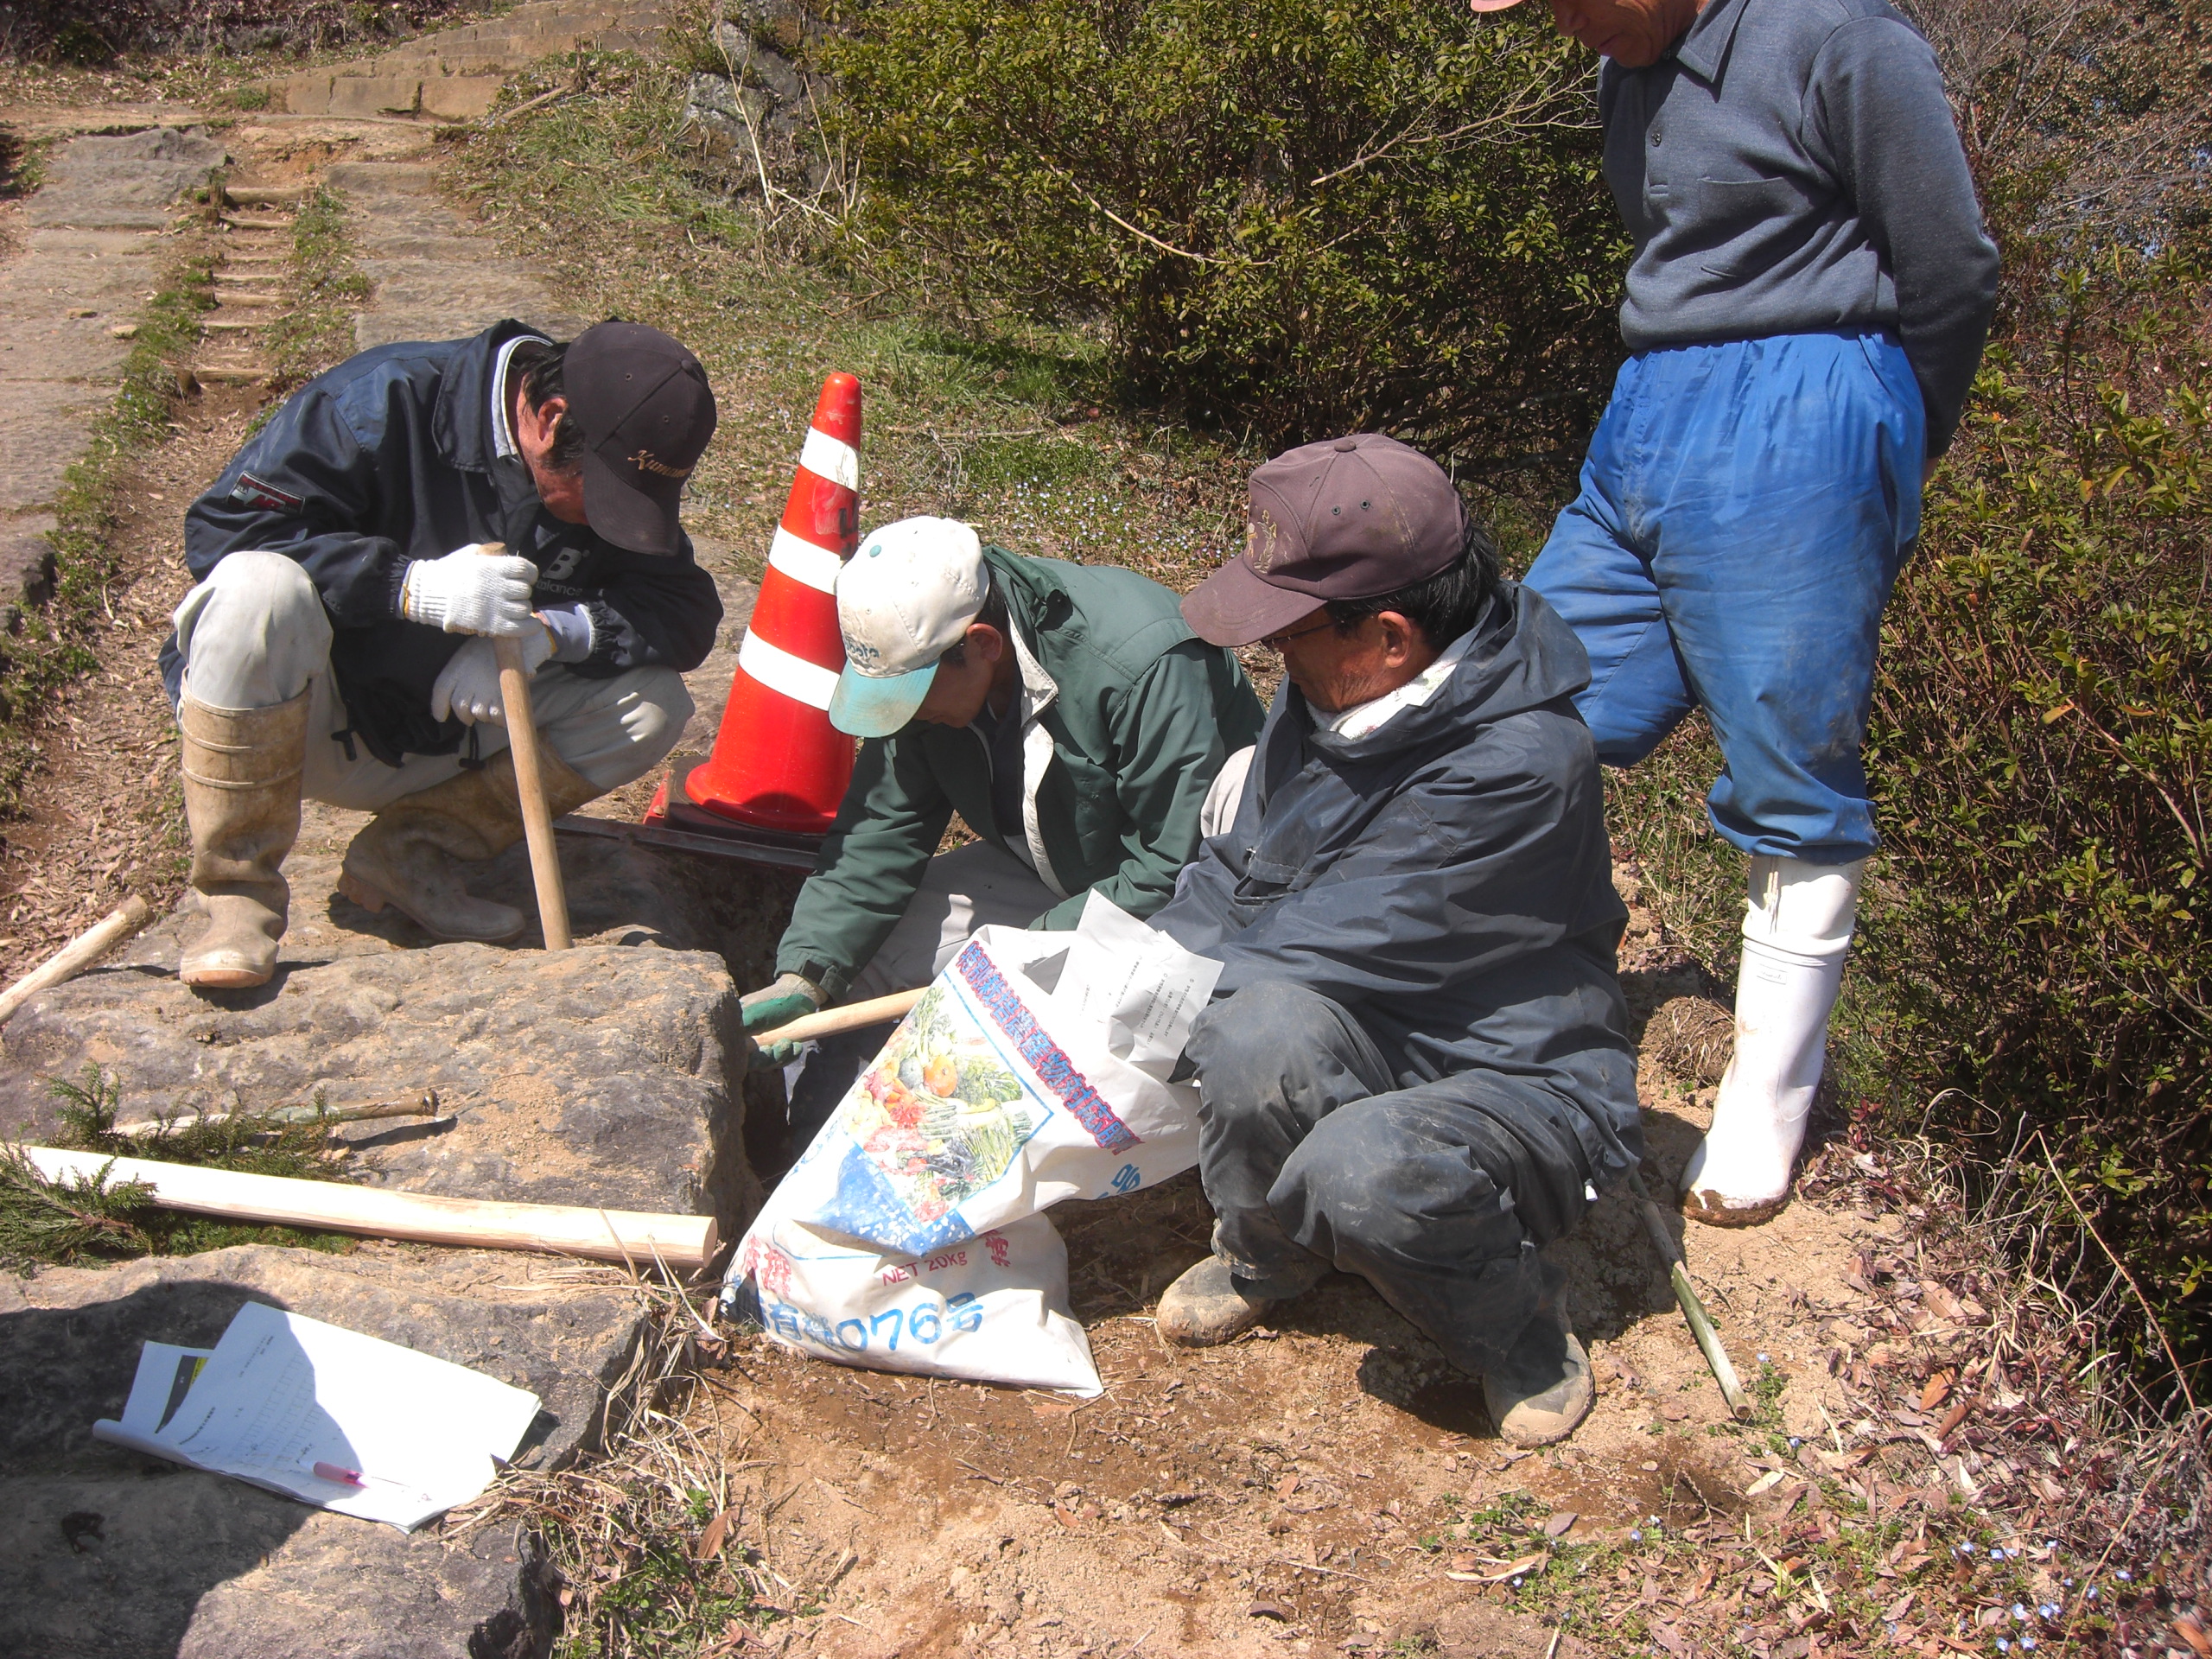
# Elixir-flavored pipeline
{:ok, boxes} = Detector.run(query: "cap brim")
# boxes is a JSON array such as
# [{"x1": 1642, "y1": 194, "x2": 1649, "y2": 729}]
[
  {"x1": 1180, "y1": 558, "x2": 1327, "y2": 648},
  {"x1": 1466, "y1": 0, "x2": 1527, "y2": 12},
  {"x1": 579, "y1": 442, "x2": 683, "y2": 556},
  {"x1": 829, "y1": 663, "x2": 939, "y2": 738}
]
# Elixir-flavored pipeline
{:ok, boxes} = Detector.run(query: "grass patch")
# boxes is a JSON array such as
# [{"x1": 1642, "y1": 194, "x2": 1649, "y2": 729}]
[
  {"x1": 264, "y1": 182, "x2": 371, "y2": 391},
  {"x1": 2, "y1": 1067, "x2": 361, "y2": 1271}
]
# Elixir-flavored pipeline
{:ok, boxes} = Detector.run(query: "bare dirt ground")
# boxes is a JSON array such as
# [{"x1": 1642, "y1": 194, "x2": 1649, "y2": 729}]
[{"x1": 0, "y1": 30, "x2": 2193, "y2": 1659}]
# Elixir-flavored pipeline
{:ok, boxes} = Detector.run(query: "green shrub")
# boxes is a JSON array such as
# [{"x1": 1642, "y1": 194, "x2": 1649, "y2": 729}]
[
  {"x1": 1859, "y1": 249, "x2": 2210, "y2": 1376},
  {"x1": 819, "y1": 0, "x2": 1628, "y2": 459}
]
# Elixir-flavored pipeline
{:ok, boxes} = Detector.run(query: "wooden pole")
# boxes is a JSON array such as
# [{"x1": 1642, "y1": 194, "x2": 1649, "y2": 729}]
[
  {"x1": 481, "y1": 543, "x2": 571, "y2": 950},
  {"x1": 0, "y1": 895, "x2": 154, "y2": 1028},
  {"x1": 19, "y1": 1146, "x2": 719, "y2": 1270},
  {"x1": 752, "y1": 985, "x2": 927, "y2": 1050}
]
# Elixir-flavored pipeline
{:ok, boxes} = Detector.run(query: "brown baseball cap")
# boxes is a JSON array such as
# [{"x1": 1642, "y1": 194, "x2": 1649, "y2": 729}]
[
  {"x1": 1180, "y1": 434, "x2": 1469, "y2": 647},
  {"x1": 565, "y1": 319, "x2": 718, "y2": 556}
]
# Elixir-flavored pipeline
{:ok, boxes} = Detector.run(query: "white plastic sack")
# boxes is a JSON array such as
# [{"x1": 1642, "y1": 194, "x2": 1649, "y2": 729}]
[{"x1": 725, "y1": 894, "x2": 1220, "y2": 1395}]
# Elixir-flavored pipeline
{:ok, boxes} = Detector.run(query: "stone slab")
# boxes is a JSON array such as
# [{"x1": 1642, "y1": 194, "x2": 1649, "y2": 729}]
[
  {"x1": 419, "y1": 76, "x2": 506, "y2": 122},
  {"x1": 328, "y1": 76, "x2": 424, "y2": 120},
  {"x1": 0, "y1": 519, "x2": 57, "y2": 607},
  {"x1": 0, "y1": 381, "x2": 113, "y2": 513},
  {"x1": 0, "y1": 938, "x2": 758, "y2": 1227},
  {"x1": 0, "y1": 1243, "x2": 644, "y2": 1657},
  {"x1": 25, "y1": 127, "x2": 228, "y2": 232}
]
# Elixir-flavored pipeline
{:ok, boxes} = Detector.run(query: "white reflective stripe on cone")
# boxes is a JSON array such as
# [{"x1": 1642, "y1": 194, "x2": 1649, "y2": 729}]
[
  {"x1": 796, "y1": 428, "x2": 860, "y2": 491},
  {"x1": 737, "y1": 630, "x2": 841, "y2": 711},
  {"x1": 767, "y1": 526, "x2": 842, "y2": 594}
]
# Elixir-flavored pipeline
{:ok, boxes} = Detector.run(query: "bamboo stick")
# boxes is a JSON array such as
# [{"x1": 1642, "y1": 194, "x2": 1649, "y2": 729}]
[
  {"x1": 481, "y1": 543, "x2": 571, "y2": 951},
  {"x1": 0, "y1": 896, "x2": 154, "y2": 1027},
  {"x1": 752, "y1": 985, "x2": 928, "y2": 1050},
  {"x1": 18, "y1": 1146, "x2": 718, "y2": 1270},
  {"x1": 109, "y1": 1094, "x2": 442, "y2": 1140},
  {"x1": 1624, "y1": 1166, "x2": 1754, "y2": 1420}
]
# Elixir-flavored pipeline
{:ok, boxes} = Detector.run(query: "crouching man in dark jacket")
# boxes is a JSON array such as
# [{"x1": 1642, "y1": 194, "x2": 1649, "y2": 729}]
[
  {"x1": 162, "y1": 318, "x2": 721, "y2": 988},
  {"x1": 1149, "y1": 435, "x2": 1639, "y2": 1446}
]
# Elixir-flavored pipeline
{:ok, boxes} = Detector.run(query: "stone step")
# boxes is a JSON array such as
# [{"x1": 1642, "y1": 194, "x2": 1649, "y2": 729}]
[
  {"x1": 200, "y1": 319, "x2": 264, "y2": 334},
  {"x1": 194, "y1": 365, "x2": 269, "y2": 385},
  {"x1": 213, "y1": 293, "x2": 283, "y2": 307},
  {"x1": 224, "y1": 185, "x2": 309, "y2": 207},
  {"x1": 222, "y1": 214, "x2": 293, "y2": 232}
]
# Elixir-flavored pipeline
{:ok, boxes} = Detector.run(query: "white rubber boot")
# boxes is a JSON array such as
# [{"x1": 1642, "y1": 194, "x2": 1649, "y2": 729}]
[{"x1": 1681, "y1": 855, "x2": 1864, "y2": 1227}]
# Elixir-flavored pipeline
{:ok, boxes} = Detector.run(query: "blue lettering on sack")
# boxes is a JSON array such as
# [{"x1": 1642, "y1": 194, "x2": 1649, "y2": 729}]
[
  {"x1": 953, "y1": 944, "x2": 1139, "y2": 1154},
  {"x1": 1110, "y1": 1163, "x2": 1141, "y2": 1194},
  {"x1": 759, "y1": 1295, "x2": 986, "y2": 1351}
]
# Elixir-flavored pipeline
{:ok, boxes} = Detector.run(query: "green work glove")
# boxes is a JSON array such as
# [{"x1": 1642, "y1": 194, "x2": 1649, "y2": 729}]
[{"x1": 740, "y1": 973, "x2": 824, "y2": 1071}]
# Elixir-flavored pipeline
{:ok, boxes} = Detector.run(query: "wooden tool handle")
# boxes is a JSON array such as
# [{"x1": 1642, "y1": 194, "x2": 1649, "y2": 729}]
[
  {"x1": 480, "y1": 543, "x2": 571, "y2": 950},
  {"x1": 752, "y1": 986, "x2": 928, "y2": 1049},
  {"x1": 0, "y1": 895, "x2": 154, "y2": 1029},
  {"x1": 21, "y1": 1145, "x2": 718, "y2": 1270}
]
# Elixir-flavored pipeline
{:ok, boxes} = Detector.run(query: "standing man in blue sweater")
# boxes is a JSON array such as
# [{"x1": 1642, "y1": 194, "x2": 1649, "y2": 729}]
[{"x1": 1473, "y1": 0, "x2": 1999, "y2": 1224}]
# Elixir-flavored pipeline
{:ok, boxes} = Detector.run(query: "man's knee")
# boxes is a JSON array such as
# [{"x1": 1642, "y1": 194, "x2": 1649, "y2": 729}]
[
  {"x1": 1188, "y1": 981, "x2": 1356, "y2": 1103},
  {"x1": 626, "y1": 667, "x2": 695, "y2": 769},
  {"x1": 553, "y1": 666, "x2": 694, "y2": 790},
  {"x1": 175, "y1": 550, "x2": 330, "y2": 708},
  {"x1": 1273, "y1": 1099, "x2": 1527, "y2": 1267}
]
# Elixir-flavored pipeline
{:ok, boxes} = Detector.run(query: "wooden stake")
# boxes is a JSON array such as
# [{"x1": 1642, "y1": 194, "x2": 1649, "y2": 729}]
[
  {"x1": 481, "y1": 543, "x2": 571, "y2": 950},
  {"x1": 0, "y1": 895, "x2": 154, "y2": 1028},
  {"x1": 752, "y1": 985, "x2": 927, "y2": 1050},
  {"x1": 19, "y1": 1145, "x2": 718, "y2": 1270}
]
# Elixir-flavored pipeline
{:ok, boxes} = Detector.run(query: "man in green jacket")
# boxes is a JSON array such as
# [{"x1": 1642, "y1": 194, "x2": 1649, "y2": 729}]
[{"x1": 741, "y1": 515, "x2": 1267, "y2": 1140}]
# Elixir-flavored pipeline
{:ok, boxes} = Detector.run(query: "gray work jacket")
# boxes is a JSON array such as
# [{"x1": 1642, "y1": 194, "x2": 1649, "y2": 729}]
[
  {"x1": 1601, "y1": 0, "x2": 2000, "y2": 455},
  {"x1": 1151, "y1": 582, "x2": 1641, "y2": 1186}
]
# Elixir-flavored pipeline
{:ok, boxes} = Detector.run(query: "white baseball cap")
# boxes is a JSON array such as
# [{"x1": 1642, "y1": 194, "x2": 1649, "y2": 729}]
[{"x1": 828, "y1": 516, "x2": 988, "y2": 738}]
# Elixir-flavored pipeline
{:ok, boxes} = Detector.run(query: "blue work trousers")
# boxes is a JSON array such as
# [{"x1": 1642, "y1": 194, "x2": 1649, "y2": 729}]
[
  {"x1": 1524, "y1": 332, "x2": 1925, "y2": 861},
  {"x1": 1186, "y1": 981, "x2": 1598, "y2": 1378}
]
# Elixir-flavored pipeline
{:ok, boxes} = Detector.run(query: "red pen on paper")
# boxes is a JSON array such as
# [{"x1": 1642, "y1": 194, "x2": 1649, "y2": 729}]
[{"x1": 311, "y1": 1461, "x2": 365, "y2": 1487}]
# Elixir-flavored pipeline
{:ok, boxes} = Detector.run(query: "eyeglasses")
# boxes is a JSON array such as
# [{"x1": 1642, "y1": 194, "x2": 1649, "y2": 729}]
[{"x1": 1257, "y1": 614, "x2": 1339, "y2": 650}]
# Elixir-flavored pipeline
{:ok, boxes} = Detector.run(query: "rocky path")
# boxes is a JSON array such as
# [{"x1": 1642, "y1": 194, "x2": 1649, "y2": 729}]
[{"x1": 0, "y1": 13, "x2": 795, "y2": 1658}]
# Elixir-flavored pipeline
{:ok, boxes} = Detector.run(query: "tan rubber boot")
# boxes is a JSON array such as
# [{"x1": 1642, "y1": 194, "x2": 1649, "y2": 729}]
[
  {"x1": 1156, "y1": 1254, "x2": 1323, "y2": 1347},
  {"x1": 179, "y1": 690, "x2": 312, "y2": 990},
  {"x1": 338, "y1": 747, "x2": 597, "y2": 943},
  {"x1": 1482, "y1": 1299, "x2": 1594, "y2": 1448}
]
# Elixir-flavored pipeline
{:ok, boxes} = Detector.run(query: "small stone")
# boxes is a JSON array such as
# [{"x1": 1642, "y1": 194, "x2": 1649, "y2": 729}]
[
  {"x1": 108, "y1": 324, "x2": 138, "y2": 340},
  {"x1": 67, "y1": 307, "x2": 98, "y2": 318}
]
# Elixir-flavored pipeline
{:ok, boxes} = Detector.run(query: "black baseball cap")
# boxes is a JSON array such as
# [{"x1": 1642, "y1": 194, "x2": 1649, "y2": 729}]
[
  {"x1": 564, "y1": 319, "x2": 718, "y2": 556},
  {"x1": 1181, "y1": 434, "x2": 1469, "y2": 647}
]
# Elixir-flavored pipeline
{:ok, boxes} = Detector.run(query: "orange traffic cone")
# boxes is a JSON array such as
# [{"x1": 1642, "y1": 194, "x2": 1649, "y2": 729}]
[{"x1": 647, "y1": 372, "x2": 861, "y2": 842}]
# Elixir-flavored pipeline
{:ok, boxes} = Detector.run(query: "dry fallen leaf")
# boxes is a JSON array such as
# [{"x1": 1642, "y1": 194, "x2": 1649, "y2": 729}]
[
  {"x1": 1452, "y1": 1552, "x2": 1548, "y2": 1584},
  {"x1": 693, "y1": 1505, "x2": 738, "y2": 1561},
  {"x1": 1248, "y1": 1601, "x2": 1291, "y2": 1620},
  {"x1": 1275, "y1": 1473, "x2": 1301, "y2": 1499},
  {"x1": 1919, "y1": 1370, "x2": 1954, "y2": 1411},
  {"x1": 1745, "y1": 1469, "x2": 1789, "y2": 1497},
  {"x1": 2174, "y1": 1616, "x2": 2211, "y2": 1659},
  {"x1": 1542, "y1": 1510, "x2": 1578, "y2": 1538},
  {"x1": 1886, "y1": 1591, "x2": 1916, "y2": 1622},
  {"x1": 1937, "y1": 1398, "x2": 1971, "y2": 1440}
]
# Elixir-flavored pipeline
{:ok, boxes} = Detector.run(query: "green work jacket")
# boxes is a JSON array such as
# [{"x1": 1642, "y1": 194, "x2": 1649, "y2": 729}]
[{"x1": 775, "y1": 546, "x2": 1266, "y2": 999}]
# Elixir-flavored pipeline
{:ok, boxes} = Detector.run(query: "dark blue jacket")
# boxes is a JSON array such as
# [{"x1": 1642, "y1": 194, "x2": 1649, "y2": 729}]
[
  {"x1": 1151, "y1": 582, "x2": 1641, "y2": 1182},
  {"x1": 164, "y1": 320, "x2": 721, "y2": 766}
]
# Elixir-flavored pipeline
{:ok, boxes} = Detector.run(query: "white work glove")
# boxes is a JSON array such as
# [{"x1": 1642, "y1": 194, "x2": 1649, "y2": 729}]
[
  {"x1": 399, "y1": 544, "x2": 540, "y2": 636},
  {"x1": 430, "y1": 626, "x2": 553, "y2": 726}
]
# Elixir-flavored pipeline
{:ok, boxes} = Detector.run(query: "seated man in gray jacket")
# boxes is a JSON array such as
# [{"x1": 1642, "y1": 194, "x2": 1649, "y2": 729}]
[{"x1": 1150, "y1": 435, "x2": 1639, "y2": 1446}]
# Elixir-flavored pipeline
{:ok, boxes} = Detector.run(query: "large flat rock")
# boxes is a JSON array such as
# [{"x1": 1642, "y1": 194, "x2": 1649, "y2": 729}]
[
  {"x1": 25, "y1": 126, "x2": 228, "y2": 231},
  {"x1": 0, "y1": 933, "x2": 761, "y2": 1228},
  {"x1": 0, "y1": 1243, "x2": 644, "y2": 1658}
]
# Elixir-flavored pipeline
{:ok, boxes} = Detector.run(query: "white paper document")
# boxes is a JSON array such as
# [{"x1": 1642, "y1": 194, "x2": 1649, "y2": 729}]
[
  {"x1": 93, "y1": 1301, "x2": 541, "y2": 1530},
  {"x1": 1047, "y1": 890, "x2": 1223, "y2": 1075}
]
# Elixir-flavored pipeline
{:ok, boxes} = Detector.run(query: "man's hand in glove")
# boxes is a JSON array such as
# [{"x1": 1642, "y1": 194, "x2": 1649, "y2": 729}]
[
  {"x1": 400, "y1": 544, "x2": 540, "y2": 636},
  {"x1": 741, "y1": 972, "x2": 824, "y2": 1070},
  {"x1": 430, "y1": 626, "x2": 553, "y2": 726}
]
